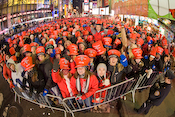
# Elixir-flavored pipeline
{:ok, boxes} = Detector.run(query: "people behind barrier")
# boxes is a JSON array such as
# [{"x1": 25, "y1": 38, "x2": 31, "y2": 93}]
[{"x1": 0, "y1": 17, "x2": 175, "y2": 112}]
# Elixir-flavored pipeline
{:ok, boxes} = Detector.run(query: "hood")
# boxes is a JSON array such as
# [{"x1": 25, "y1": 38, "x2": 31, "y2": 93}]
[{"x1": 6, "y1": 58, "x2": 16, "y2": 69}]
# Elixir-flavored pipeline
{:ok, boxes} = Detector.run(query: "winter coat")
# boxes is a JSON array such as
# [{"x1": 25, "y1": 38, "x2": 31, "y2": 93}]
[
  {"x1": 149, "y1": 82, "x2": 171, "y2": 106},
  {"x1": 25, "y1": 70, "x2": 45, "y2": 93},
  {"x1": 6, "y1": 59, "x2": 25, "y2": 88},
  {"x1": 108, "y1": 63, "x2": 132, "y2": 85},
  {"x1": 70, "y1": 74, "x2": 98, "y2": 100},
  {"x1": 37, "y1": 56, "x2": 56, "y2": 90},
  {"x1": 127, "y1": 59, "x2": 144, "y2": 79},
  {"x1": 51, "y1": 62, "x2": 76, "y2": 98},
  {"x1": 90, "y1": 27, "x2": 108, "y2": 41}
]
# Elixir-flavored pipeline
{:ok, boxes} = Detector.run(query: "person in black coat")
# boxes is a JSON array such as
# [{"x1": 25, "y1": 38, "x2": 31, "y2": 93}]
[{"x1": 134, "y1": 70, "x2": 175, "y2": 115}]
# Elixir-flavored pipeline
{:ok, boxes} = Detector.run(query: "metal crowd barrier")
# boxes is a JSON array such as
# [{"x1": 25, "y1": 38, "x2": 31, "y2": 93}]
[
  {"x1": 131, "y1": 72, "x2": 159, "y2": 103},
  {"x1": 12, "y1": 72, "x2": 159, "y2": 117}
]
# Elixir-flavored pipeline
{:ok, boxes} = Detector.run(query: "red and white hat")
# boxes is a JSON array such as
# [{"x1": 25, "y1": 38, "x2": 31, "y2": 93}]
[
  {"x1": 132, "y1": 48, "x2": 143, "y2": 59},
  {"x1": 92, "y1": 41, "x2": 106, "y2": 55},
  {"x1": 23, "y1": 44, "x2": 31, "y2": 53},
  {"x1": 137, "y1": 38, "x2": 144, "y2": 46},
  {"x1": 21, "y1": 57, "x2": 35, "y2": 71},
  {"x1": 114, "y1": 39, "x2": 121, "y2": 45},
  {"x1": 102, "y1": 37, "x2": 112, "y2": 46},
  {"x1": 67, "y1": 44, "x2": 79, "y2": 55},
  {"x1": 59, "y1": 58, "x2": 70, "y2": 69},
  {"x1": 156, "y1": 46, "x2": 164, "y2": 55},
  {"x1": 84, "y1": 48, "x2": 97, "y2": 58},
  {"x1": 36, "y1": 46, "x2": 45, "y2": 55},
  {"x1": 63, "y1": 31, "x2": 68, "y2": 37},
  {"x1": 75, "y1": 55, "x2": 90, "y2": 68},
  {"x1": 149, "y1": 47, "x2": 157, "y2": 58},
  {"x1": 108, "y1": 49, "x2": 121, "y2": 58},
  {"x1": 30, "y1": 42, "x2": 39, "y2": 47}
]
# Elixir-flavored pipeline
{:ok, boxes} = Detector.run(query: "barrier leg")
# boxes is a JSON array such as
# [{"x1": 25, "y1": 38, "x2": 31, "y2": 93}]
[
  {"x1": 132, "y1": 90, "x2": 135, "y2": 103},
  {"x1": 15, "y1": 93, "x2": 17, "y2": 102},
  {"x1": 18, "y1": 96, "x2": 21, "y2": 104}
]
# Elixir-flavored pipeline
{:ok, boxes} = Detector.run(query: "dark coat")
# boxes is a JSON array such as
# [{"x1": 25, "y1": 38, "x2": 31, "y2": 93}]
[{"x1": 38, "y1": 56, "x2": 56, "y2": 90}]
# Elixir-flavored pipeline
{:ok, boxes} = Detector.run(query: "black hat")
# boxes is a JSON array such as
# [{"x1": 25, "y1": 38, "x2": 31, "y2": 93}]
[{"x1": 165, "y1": 70, "x2": 175, "y2": 80}]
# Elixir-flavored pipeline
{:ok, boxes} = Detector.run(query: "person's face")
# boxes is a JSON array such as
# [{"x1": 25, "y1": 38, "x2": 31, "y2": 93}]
[
  {"x1": 109, "y1": 57, "x2": 118, "y2": 66},
  {"x1": 31, "y1": 47, "x2": 36, "y2": 54},
  {"x1": 149, "y1": 56, "x2": 154, "y2": 61},
  {"x1": 6, "y1": 55, "x2": 10, "y2": 61},
  {"x1": 135, "y1": 59, "x2": 141, "y2": 64},
  {"x1": 165, "y1": 77, "x2": 171, "y2": 84},
  {"x1": 71, "y1": 55, "x2": 76, "y2": 60},
  {"x1": 0, "y1": 62, "x2": 4, "y2": 67},
  {"x1": 55, "y1": 54, "x2": 60, "y2": 59},
  {"x1": 96, "y1": 25, "x2": 101, "y2": 32},
  {"x1": 38, "y1": 54, "x2": 45, "y2": 61},
  {"x1": 90, "y1": 58, "x2": 94, "y2": 63},
  {"x1": 141, "y1": 33, "x2": 145, "y2": 39},
  {"x1": 41, "y1": 38, "x2": 46, "y2": 44},
  {"x1": 63, "y1": 37, "x2": 67, "y2": 41},
  {"x1": 47, "y1": 48, "x2": 53, "y2": 55},
  {"x1": 9, "y1": 64, "x2": 15, "y2": 71},
  {"x1": 30, "y1": 36, "x2": 34, "y2": 41},
  {"x1": 98, "y1": 67, "x2": 106, "y2": 77},
  {"x1": 62, "y1": 69, "x2": 69, "y2": 75},
  {"x1": 25, "y1": 52, "x2": 32, "y2": 57},
  {"x1": 79, "y1": 44, "x2": 85, "y2": 52},
  {"x1": 44, "y1": 34, "x2": 48, "y2": 38},
  {"x1": 77, "y1": 67, "x2": 86, "y2": 75},
  {"x1": 164, "y1": 57, "x2": 168, "y2": 63}
]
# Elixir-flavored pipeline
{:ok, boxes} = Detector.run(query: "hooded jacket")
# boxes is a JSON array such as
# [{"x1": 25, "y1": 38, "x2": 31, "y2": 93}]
[{"x1": 6, "y1": 59, "x2": 25, "y2": 88}]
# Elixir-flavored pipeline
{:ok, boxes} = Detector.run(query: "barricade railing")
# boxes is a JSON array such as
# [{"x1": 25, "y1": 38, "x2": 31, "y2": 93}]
[
  {"x1": 12, "y1": 74, "x2": 160, "y2": 117},
  {"x1": 61, "y1": 78, "x2": 134, "y2": 116},
  {"x1": 131, "y1": 71, "x2": 159, "y2": 103},
  {"x1": 12, "y1": 87, "x2": 67, "y2": 117}
]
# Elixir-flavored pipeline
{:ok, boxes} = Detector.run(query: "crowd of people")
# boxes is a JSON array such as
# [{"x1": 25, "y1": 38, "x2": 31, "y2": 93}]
[{"x1": 0, "y1": 17, "x2": 175, "y2": 114}]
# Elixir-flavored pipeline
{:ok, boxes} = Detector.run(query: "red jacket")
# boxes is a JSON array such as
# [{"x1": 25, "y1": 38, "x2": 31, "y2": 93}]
[
  {"x1": 3, "y1": 64, "x2": 11, "y2": 80},
  {"x1": 70, "y1": 75, "x2": 98, "y2": 100},
  {"x1": 51, "y1": 62, "x2": 76, "y2": 98}
]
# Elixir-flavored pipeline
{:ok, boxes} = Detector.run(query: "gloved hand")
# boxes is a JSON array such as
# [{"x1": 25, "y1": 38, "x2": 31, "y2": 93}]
[
  {"x1": 144, "y1": 55, "x2": 148, "y2": 59},
  {"x1": 53, "y1": 59, "x2": 59, "y2": 72},
  {"x1": 63, "y1": 54, "x2": 71, "y2": 61},
  {"x1": 76, "y1": 94, "x2": 82, "y2": 100},
  {"x1": 43, "y1": 89, "x2": 48, "y2": 96},
  {"x1": 50, "y1": 49, "x2": 56, "y2": 58},
  {"x1": 120, "y1": 55, "x2": 128, "y2": 67}
]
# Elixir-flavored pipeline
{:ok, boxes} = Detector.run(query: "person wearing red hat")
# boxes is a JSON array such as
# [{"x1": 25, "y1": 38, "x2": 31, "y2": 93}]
[
  {"x1": 127, "y1": 48, "x2": 144, "y2": 79},
  {"x1": 92, "y1": 41, "x2": 107, "y2": 70},
  {"x1": 36, "y1": 46, "x2": 57, "y2": 96},
  {"x1": 21, "y1": 57, "x2": 45, "y2": 94},
  {"x1": 23, "y1": 44, "x2": 32, "y2": 57},
  {"x1": 102, "y1": 37, "x2": 112, "y2": 50},
  {"x1": 113, "y1": 38, "x2": 122, "y2": 50},
  {"x1": 52, "y1": 58, "x2": 76, "y2": 98},
  {"x1": 84, "y1": 48, "x2": 97, "y2": 72},
  {"x1": 6, "y1": 58, "x2": 24, "y2": 89},
  {"x1": 70, "y1": 55, "x2": 98, "y2": 108},
  {"x1": 107, "y1": 49, "x2": 131, "y2": 85},
  {"x1": 67, "y1": 44, "x2": 79, "y2": 61},
  {"x1": 86, "y1": 35, "x2": 95, "y2": 48}
]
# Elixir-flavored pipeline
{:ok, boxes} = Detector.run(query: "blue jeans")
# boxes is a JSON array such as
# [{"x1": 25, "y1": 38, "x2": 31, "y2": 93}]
[{"x1": 78, "y1": 96, "x2": 92, "y2": 107}]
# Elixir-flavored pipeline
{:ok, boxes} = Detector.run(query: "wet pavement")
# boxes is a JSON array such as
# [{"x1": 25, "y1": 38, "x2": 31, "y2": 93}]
[{"x1": 0, "y1": 70, "x2": 175, "y2": 117}]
